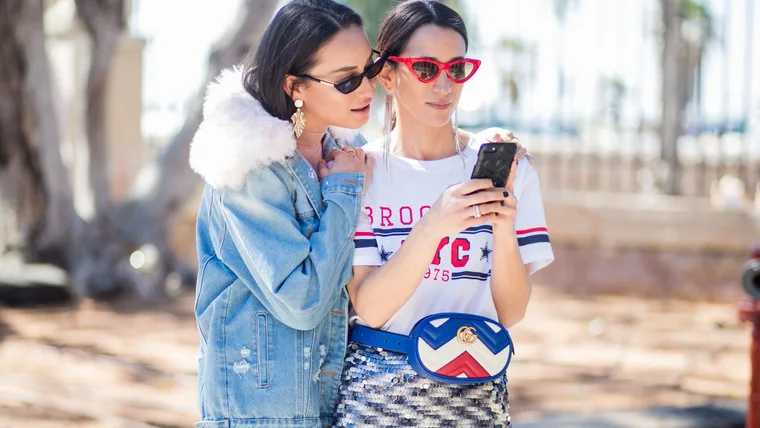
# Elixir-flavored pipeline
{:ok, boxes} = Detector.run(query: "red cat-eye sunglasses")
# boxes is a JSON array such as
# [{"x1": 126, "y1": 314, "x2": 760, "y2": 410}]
[{"x1": 388, "y1": 56, "x2": 481, "y2": 84}]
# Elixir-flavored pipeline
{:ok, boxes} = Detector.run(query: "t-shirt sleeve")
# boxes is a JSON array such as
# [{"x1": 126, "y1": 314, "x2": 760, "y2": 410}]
[
  {"x1": 514, "y1": 161, "x2": 554, "y2": 275},
  {"x1": 353, "y1": 206, "x2": 382, "y2": 266}
]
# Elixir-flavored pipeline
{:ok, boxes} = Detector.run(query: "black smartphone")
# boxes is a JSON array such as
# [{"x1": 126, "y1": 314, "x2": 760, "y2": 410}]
[{"x1": 470, "y1": 142, "x2": 518, "y2": 188}]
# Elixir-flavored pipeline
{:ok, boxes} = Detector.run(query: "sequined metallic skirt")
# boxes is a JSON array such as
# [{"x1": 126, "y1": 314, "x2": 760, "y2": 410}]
[{"x1": 333, "y1": 342, "x2": 510, "y2": 427}]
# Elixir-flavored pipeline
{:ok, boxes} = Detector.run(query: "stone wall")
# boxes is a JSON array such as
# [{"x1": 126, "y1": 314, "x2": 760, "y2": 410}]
[{"x1": 536, "y1": 191, "x2": 758, "y2": 302}]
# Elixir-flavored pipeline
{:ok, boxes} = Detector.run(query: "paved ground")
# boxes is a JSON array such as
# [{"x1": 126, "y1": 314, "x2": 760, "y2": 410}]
[
  {"x1": 519, "y1": 403, "x2": 745, "y2": 427},
  {"x1": 0, "y1": 285, "x2": 751, "y2": 427},
  {"x1": 507, "y1": 289, "x2": 749, "y2": 425}
]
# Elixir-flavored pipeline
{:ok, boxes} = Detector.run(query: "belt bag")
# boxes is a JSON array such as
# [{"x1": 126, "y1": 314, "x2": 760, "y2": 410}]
[{"x1": 350, "y1": 312, "x2": 515, "y2": 385}]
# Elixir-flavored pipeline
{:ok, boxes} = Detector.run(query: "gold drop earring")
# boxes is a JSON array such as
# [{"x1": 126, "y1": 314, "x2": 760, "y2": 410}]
[{"x1": 291, "y1": 99, "x2": 306, "y2": 138}]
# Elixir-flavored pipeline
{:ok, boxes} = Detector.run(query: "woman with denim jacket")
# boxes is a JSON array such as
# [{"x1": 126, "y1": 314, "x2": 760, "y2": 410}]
[{"x1": 188, "y1": 1, "x2": 383, "y2": 426}]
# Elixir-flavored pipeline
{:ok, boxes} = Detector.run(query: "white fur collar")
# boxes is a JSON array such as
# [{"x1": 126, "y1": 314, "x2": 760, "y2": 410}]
[{"x1": 189, "y1": 66, "x2": 360, "y2": 189}]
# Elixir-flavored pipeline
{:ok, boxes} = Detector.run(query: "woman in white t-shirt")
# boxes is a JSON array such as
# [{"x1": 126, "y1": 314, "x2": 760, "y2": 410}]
[{"x1": 332, "y1": 1, "x2": 554, "y2": 427}]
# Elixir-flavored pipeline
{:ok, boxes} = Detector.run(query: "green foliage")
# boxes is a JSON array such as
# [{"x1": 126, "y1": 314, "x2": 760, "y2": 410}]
[
  {"x1": 340, "y1": 0, "x2": 467, "y2": 47},
  {"x1": 499, "y1": 37, "x2": 527, "y2": 53},
  {"x1": 680, "y1": 0, "x2": 714, "y2": 42}
]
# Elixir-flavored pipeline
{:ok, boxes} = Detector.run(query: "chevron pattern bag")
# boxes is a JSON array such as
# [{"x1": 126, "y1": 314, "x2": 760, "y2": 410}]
[{"x1": 407, "y1": 313, "x2": 515, "y2": 384}]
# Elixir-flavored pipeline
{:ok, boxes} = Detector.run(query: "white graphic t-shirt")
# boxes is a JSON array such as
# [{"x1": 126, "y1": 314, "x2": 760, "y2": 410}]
[{"x1": 351, "y1": 132, "x2": 554, "y2": 335}]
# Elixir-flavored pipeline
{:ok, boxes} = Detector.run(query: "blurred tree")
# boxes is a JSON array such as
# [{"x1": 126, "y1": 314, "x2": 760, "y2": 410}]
[
  {"x1": 112, "y1": 0, "x2": 280, "y2": 297},
  {"x1": 75, "y1": 0, "x2": 126, "y2": 221},
  {"x1": 553, "y1": 0, "x2": 579, "y2": 21},
  {"x1": 0, "y1": 0, "x2": 279, "y2": 300},
  {"x1": 552, "y1": 0, "x2": 579, "y2": 130},
  {"x1": 603, "y1": 76, "x2": 627, "y2": 131},
  {"x1": 499, "y1": 37, "x2": 528, "y2": 106},
  {"x1": 658, "y1": 0, "x2": 713, "y2": 194},
  {"x1": 342, "y1": 0, "x2": 467, "y2": 47},
  {"x1": 0, "y1": 0, "x2": 83, "y2": 287},
  {"x1": 341, "y1": 0, "x2": 396, "y2": 47}
]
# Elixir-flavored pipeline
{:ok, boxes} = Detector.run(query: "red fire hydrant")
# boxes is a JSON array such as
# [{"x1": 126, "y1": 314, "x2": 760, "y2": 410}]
[{"x1": 739, "y1": 244, "x2": 760, "y2": 428}]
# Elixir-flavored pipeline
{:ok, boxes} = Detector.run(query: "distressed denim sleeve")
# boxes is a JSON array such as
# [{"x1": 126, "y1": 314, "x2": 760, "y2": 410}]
[{"x1": 217, "y1": 165, "x2": 363, "y2": 330}]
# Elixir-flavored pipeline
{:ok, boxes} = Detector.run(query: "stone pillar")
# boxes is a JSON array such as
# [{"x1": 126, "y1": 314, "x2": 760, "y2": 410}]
[{"x1": 106, "y1": 34, "x2": 145, "y2": 202}]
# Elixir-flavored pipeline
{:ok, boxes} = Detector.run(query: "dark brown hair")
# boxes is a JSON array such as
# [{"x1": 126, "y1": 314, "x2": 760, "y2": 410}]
[
  {"x1": 376, "y1": 0, "x2": 468, "y2": 59},
  {"x1": 242, "y1": 0, "x2": 363, "y2": 121}
]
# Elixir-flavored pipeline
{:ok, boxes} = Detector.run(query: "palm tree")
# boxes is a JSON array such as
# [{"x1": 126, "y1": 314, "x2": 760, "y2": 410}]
[
  {"x1": 552, "y1": 0, "x2": 578, "y2": 132},
  {"x1": 658, "y1": 0, "x2": 713, "y2": 194},
  {"x1": 498, "y1": 37, "x2": 529, "y2": 126}
]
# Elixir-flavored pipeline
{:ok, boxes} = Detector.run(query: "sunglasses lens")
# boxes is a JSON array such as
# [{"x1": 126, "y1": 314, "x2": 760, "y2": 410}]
[
  {"x1": 336, "y1": 75, "x2": 363, "y2": 94},
  {"x1": 411, "y1": 61, "x2": 440, "y2": 82},
  {"x1": 336, "y1": 55, "x2": 386, "y2": 94},
  {"x1": 365, "y1": 57, "x2": 385, "y2": 79},
  {"x1": 449, "y1": 61, "x2": 476, "y2": 82}
]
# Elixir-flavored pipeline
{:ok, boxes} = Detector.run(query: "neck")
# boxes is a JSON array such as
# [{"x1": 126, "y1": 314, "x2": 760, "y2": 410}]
[
  {"x1": 296, "y1": 124, "x2": 328, "y2": 157},
  {"x1": 393, "y1": 112, "x2": 458, "y2": 161}
]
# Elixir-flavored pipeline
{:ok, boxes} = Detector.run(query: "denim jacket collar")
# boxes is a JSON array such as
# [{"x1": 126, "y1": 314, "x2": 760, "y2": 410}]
[{"x1": 189, "y1": 65, "x2": 360, "y2": 191}]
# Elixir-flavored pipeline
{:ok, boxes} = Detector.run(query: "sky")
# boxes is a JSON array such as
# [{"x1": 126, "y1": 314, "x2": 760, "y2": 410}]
[{"x1": 131, "y1": 0, "x2": 760, "y2": 137}]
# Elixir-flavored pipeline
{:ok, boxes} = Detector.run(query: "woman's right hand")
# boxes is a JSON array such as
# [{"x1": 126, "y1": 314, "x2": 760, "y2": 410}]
[
  {"x1": 318, "y1": 148, "x2": 374, "y2": 194},
  {"x1": 423, "y1": 178, "x2": 507, "y2": 238}
]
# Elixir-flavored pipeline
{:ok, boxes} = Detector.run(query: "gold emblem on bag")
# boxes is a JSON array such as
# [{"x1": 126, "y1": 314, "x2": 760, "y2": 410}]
[{"x1": 456, "y1": 326, "x2": 478, "y2": 344}]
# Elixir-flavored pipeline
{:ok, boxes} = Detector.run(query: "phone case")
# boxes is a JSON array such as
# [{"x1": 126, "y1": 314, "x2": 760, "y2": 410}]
[{"x1": 470, "y1": 143, "x2": 518, "y2": 188}]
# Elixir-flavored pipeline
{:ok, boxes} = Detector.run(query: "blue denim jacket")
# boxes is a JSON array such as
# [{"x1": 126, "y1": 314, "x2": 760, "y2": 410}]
[{"x1": 189, "y1": 67, "x2": 366, "y2": 427}]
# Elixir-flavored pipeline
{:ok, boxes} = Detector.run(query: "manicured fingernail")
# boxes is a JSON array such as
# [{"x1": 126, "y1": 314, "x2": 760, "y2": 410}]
[
  {"x1": 503, "y1": 191, "x2": 509, "y2": 197},
  {"x1": 500, "y1": 200, "x2": 505, "y2": 207}
]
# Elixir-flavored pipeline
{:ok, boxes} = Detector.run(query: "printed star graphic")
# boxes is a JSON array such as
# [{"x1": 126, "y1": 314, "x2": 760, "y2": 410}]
[
  {"x1": 480, "y1": 243, "x2": 492, "y2": 262},
  {"x1": 379, "y1": 246, "x2": 394, "y2": 263}
]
